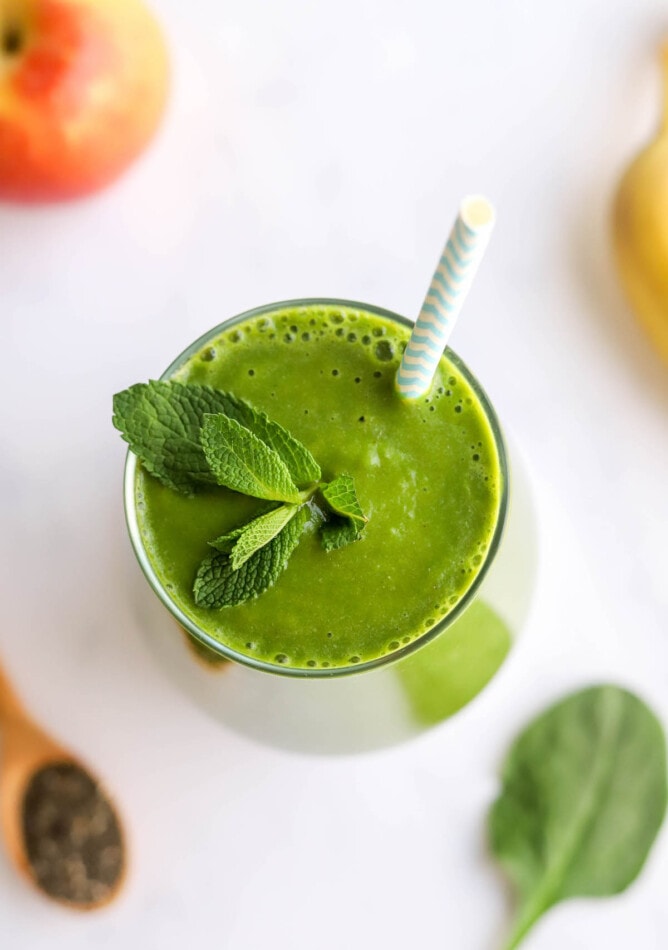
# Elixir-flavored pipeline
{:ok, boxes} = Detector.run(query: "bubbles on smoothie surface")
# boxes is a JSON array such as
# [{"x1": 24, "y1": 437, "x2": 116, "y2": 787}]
[{"x1": 374, "y1": 340, "x2": 394, "y2": 362}]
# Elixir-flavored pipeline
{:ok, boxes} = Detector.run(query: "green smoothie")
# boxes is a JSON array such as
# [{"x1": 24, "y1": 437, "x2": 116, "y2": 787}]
[{"x1": 133, "y1": 303, "x2": 503, "y2": 673}]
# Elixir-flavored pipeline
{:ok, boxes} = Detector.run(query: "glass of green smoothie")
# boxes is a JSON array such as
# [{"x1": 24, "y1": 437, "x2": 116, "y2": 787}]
[{"x1": 122, "y1": 299, "x2": 536, "y2": 753}]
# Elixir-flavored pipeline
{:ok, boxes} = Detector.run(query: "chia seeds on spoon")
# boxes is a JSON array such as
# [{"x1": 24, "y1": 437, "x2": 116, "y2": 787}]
[{"x1": 21, "y1": 761, "x2": 124, "y2": 907}]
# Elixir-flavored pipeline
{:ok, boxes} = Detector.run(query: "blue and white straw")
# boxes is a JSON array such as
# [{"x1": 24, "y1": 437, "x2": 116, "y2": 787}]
[{"x1": 395, "y1": 195, "x2": 495, "y2": 400}]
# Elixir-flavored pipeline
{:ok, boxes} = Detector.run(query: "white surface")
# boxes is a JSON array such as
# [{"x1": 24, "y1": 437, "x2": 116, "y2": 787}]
[{"x1": 1, "y1": 0, "x2": 667, "y2": 946}]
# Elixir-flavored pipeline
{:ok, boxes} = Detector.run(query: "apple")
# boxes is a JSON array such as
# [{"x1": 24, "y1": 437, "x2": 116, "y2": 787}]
[{"x1": 0, "y1": 0, "x2": 169, "y2": 201}]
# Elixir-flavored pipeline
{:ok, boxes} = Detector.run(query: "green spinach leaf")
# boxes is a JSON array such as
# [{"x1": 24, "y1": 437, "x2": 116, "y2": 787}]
[{"x1": 489, "y1": 685, "x2": 667, "y2": 949}]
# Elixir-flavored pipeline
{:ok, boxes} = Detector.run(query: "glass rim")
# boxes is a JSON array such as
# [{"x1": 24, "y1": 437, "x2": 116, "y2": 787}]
[{"x1": 123, "y1": 297, "x2": 509, "y2": 679}]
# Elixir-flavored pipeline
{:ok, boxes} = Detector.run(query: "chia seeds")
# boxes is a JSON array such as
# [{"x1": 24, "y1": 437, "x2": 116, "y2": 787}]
[{"x1": 21, "y1": 761, "x2": 124, "y2": 907}]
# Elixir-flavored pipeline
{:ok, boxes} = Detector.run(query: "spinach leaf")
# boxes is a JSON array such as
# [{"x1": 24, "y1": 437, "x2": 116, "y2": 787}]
[{"x1": 489, "y1": 685, "x2": 667, "y2": 949}]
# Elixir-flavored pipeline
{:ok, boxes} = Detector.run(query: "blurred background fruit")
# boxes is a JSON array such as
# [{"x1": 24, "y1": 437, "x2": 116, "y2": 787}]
[
  {"x1": 0, "y1": 0, "x2": 169, "y2": 201},
  {"x1": 613, "y1": 44, "x2": 668, "y2": 364}
]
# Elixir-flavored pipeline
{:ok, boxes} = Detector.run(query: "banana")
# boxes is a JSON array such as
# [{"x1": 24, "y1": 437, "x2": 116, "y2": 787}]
[{"x1": 613, "y1": 45, "x2": 668, "y2": 364}]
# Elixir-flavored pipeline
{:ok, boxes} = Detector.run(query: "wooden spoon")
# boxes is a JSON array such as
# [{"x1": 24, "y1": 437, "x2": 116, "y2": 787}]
[{"x1": 0, "y1": 658, "x2": 126, "y2": 909}]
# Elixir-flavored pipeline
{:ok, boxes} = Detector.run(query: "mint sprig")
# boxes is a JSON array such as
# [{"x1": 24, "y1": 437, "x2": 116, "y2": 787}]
[
  {"x1": 112, "y1": 381, "x2": 233, "y2": 495},
  {"x1": 320, "y1": 473, "x2": 367, "y2": 549},
  {"x1": 112, "y1": 381, "x2": 321, "y2": 495},
  {"x1": 113, "y1": 380, "x2": 369, "y2": 607},
  {"x1": 320, "y1": 516, "x2": 362, "y2": 551},
  {"x1": 210, "y1": 504, "x2": 300, "y2": 570},
  {"x1": 201, "y1": 413, "x2": 305, "y2": 504},
  {"x1": 195, "y1": 507, "x2": 309, "y2": 607},
  {"x1": 321, "y1": 474, "x2": 367, "y2": 527}
]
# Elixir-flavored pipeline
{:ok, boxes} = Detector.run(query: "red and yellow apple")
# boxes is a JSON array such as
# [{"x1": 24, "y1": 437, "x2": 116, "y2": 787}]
[{"x1": 0, "y1": 0, "x2": 169, "y2": 201}]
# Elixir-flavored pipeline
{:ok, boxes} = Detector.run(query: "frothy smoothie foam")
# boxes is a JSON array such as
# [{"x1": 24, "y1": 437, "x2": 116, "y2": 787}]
[{"x1": 133, "y1": 302, "x2": 503, "y2": 673}]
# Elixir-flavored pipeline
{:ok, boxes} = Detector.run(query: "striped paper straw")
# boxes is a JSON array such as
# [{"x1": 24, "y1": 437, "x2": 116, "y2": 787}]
[{"x1": 395, "y1": 195, "x2": 495, "y2": 400}]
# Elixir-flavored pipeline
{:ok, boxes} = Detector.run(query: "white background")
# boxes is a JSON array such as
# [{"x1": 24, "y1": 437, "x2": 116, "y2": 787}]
[{"x1": 1, "y1": 0, "x2": 668, "y2": 946}]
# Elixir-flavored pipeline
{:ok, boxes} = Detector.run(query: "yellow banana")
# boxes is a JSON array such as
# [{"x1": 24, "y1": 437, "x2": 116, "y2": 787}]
[{"x1": 613, "y1": 45, "x2": 668, "y2": 364}]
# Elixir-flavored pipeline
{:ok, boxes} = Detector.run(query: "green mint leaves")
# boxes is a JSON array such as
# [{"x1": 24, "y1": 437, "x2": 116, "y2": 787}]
[
  {"x1": 320, "y1": 474, "x2": 367, "y2": 551},
  {"x1": 322, "y1": 474, "x2": 367, "y2": 528},
  {"x1": 201, "y1": 414, "x2": 304, "y2": 504},
  {"x1": 195, "y1": 507, "x2": 309, "y2": 608},
  {"x1": 210, "y1": 504, "x2": 300, "y2": 570},
  {"x1": 112, "y1": 381, "x2": 321, "y2": 496},
  {"x1": 112, "y1": 381, "x2": 234, "y2": 495},
  {"x1": 113, "y1": 380, "x2": 369, "y2": 607}
]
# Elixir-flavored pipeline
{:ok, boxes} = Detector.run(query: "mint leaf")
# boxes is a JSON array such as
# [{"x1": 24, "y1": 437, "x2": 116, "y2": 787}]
[
  {"x1": 112, "y1": 381, "x2": 238, "y2": 495},
  {"x1": 208, "y1": 504, "x2": 300, "y2": 569},
  {"x1": 322, "y1": 474, "x2": 367, "y2": 528},
  {"x1": 201, "y1": 388, "x2": 320, "y2": 488},
  {"x1": 113, "y1": 381, "x2": 320, "y2": 494},
  {"x1": 320, "y1": 516, "x2": 361, "y2": 551},
  {"x1": 319, "y1": 474, "x2": 367, "y2": 551},
  {"x1": 194, "y1": 506, "x2": 309, "y2": 607},
  {"x1": 233, "y1": 403, "x2": 321, "y2": 488},
  {"x1": 230, "y1": 505, "x2": 300, "y2": 569},
  {"x1": 201, "y1": 414, "x2": 303, "y2": 503},
  {"x1": 208, "y1": 524, "x2": 248, "y2": 554}
]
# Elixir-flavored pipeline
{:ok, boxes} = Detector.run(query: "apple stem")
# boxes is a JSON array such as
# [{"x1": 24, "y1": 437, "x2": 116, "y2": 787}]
[{"x1": 2, "y1": 25, "x2": 22, "y2": 56}]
